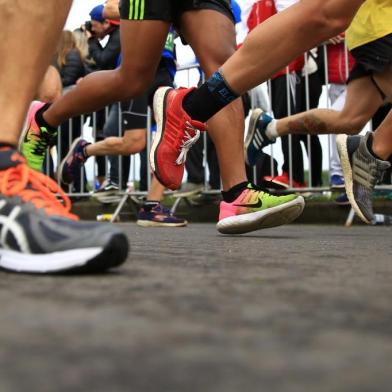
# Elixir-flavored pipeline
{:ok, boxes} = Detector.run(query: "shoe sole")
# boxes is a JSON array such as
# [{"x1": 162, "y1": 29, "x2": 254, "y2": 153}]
[
  {"x1": 150, "y1": 86, "x2": 175, "y2": 189},
  {"x1": 335, "y1": 201, "x2": 351, "y2": 206},
  {"x1": 217, "y1": 196, "x2": 305, "y2": 234},
  {"x1": 92, "y1": 195, "x2": 123, "y2": 204},
  {"x1": 57, "y1": 136, "x2": 82, "y2": 185},
  {"x1": 0, "y1": 233, "x2": 129, "y2": 274},
  {"x1": 336, "y1": 134, "x2": 370, "y2": 224},
  {"x1": 136, "y1": 220, "x2": 187, "y2": 227},
  {"x1": 330, "y1": 184, "x2": 346, "y2": 191},
  {"x1": 244, "y1": 108, "x2": 262, "y2": 165}
]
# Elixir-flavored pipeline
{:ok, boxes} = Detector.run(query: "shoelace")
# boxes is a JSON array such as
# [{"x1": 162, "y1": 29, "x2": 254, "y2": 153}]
[
  {"x1": 0, "y1": 163, "x2": 78, "y2": 220},
  {"x1": 175, "y1": 122, "x2": 201, "y2": 165}
]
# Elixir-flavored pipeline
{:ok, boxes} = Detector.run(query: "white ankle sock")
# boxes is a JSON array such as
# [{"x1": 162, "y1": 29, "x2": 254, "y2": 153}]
[{"x1": 265, "y1": 120, "x2": 278, "y2": 140}]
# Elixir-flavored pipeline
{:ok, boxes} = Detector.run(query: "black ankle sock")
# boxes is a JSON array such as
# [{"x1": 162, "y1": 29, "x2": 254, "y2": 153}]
[
  {"x1": 143, "y1": 200, "x2": 160, "y2": 211},
  {"x1": 35, "y1": 103, "x2": 57, "y2": 133},
  {"x1": 182, "y1": 70, "x2": 239, "y2": 122},
  {"x1": 221, "y1": 181, "x2": 250, "y2": 203},
  {"x1": 82, "y1": 145, "x2": 91, "y2": 160},
  {"x1": 0, "y1": 142, "x2": 17, "y2": 150}
]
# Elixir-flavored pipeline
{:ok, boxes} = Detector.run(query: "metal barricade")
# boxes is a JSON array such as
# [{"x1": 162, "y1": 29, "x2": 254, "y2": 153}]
[{"x1": 46, "y1": 44, "x2": 391, "y2": 207}]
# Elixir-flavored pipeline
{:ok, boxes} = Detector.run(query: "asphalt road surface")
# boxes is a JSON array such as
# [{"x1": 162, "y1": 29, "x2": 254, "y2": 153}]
[{"x1": 1, "y1": 224, "x2": 392, "y2": 392}]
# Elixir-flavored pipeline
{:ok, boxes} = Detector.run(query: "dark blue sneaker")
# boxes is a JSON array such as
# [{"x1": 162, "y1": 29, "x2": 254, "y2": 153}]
[
  {"x1": 58, "y1": 137, "x2": 90, "y2": 185},
  {"x1": 335, "y1": 192, "x2": 350, "y2": 205},
  {"x1": 137, "y1": 203, "x2": 187, "y2": 227},
  {"x1": 245, "y1": 109, "x2": 275, "y2": 166},
  {"x1": 330, "y1": 174, "x2": 345, "y2": 190}
]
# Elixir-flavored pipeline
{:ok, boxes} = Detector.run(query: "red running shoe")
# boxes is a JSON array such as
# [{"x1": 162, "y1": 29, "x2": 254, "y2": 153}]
[{"x1": 150, "y1": 87, "x2": 205, "y2": 190}]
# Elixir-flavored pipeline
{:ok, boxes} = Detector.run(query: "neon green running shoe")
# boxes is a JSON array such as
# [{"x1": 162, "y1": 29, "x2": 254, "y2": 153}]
[
  {"x1": 217, "y1": 183, "x2": 305, "y2": 234},
  {"x1": 19, "y1": 101, "x2": 57, "y2": 172}
]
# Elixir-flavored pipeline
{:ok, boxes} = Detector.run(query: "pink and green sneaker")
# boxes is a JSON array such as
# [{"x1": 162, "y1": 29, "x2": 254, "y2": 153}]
[
  {"x1": 19, "y1": 101, "x2": 57, "y2": 172},
  {"x1": 217, "y1": 184, "x2": 305, "y2": 234}
]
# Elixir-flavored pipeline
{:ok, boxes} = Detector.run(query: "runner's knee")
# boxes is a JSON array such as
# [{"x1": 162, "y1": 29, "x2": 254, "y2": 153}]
[{"x1": 114, "y1": 68, "x2": 153, "y2": 100}]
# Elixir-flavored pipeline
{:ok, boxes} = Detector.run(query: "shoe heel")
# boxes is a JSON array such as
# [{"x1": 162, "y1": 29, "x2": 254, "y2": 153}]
[{"x1": 150, "y1": 87, "x2": 172, "y2": 172}]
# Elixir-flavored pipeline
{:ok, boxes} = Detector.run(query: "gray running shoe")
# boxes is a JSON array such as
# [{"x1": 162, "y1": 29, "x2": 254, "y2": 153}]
[
  {"x1": 0, "y1": 149, "x2": 129, "y2": 274},
  {"x1": 337, "y1": 132, "x2": 391, "y2": 224}
]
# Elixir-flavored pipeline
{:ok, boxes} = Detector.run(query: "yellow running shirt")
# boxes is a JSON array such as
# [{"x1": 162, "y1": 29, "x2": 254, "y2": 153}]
[{"x1": 346, "y1": 0, "x2": 392, "y2": 50}]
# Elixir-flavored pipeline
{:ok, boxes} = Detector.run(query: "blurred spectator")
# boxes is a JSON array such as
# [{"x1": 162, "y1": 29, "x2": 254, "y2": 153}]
[
  {"x1": 323, "y1": 34, "x2": 355, "y2": 191},
  {"x1": 87, "y1": 3, "x2": 121, "y2": 191},
  {"x1": 294, "y1": 47, "x2": 324, "y2": 187},
  {"x1": 54, "y1": 30, "x2": 88, "y2": 192},
  {"x1": 72, "y1": 27, "x2": 97, "y2": 74},
  {"x1": 87, "y1": 4, "x2": 120, "y2": 70},
  {"x1": 55, "y1": 30, "x2": 86, "y2": 88},
  {"x1": 244, "y1": 0, "x2": 322, "y2": 188}
]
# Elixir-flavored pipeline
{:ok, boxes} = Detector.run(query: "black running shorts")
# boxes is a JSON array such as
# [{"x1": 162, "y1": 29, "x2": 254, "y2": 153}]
[
  {"x1": 119, "y1": 0, "x2": 234, "y2": 23},
  {"x1": 348, "y1": 33, "x2": 392, "y2": 83}
]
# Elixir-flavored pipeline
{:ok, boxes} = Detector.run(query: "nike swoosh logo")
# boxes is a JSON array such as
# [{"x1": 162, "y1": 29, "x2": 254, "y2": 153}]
[{"x1": 234, "y1": 199, "x2": 262, "y2": 208}]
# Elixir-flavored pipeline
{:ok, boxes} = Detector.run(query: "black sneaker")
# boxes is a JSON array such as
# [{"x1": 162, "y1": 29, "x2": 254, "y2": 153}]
[
  {"x1": 0, "y1": 148, "x2": 129, "y2": 274},
  {"x1": 245, "y1": 109, "x2": 276, "y2": 166},
  {"x1": 92, "y1": 180, "x2": 121, "y2": 204},
  {"x1": 337, "y1": 132, "x2": 391, "y2": 224}
]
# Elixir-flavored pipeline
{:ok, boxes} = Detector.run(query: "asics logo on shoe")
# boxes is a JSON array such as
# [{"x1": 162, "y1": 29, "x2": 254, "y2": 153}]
[
  {"x1": 0, "y1": 202, "x2": 29, "y2": 252},
  {"x1": 234, "y1": 199, "x2": 263, "y2": 208}
]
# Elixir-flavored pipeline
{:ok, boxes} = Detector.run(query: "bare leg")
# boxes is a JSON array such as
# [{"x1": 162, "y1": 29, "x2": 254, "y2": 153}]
[
  {"x1": 0, "y1": 1, "x2": 129, "y2": 273},
  {"x1": 86, "y1": 128, "x2": 166, "y2": 200},
  {"x1": 275, "y1": 76, "x2": 384, "y2": 136},
  {"x1": 371, "y1": 67, "x2": 392, "y2": 159},
  {"x1": 36, "y1": 66, "x2": 63, "y2": 103},
  {"x1": 44, "y1": 20, "x2": 170, "y2": 127},
  {"x1": 373, "y1": 66, "x2": 392, "y2": 100},
  {"x1": 372, "y1": 109, "x2": 392, "y2": 160},
  {"x1": 180, "y1": 10, "x2": 246, "y2": 190},
  {"x1": 147, "y1": 176, "x2": 166, "y2": 201},
  {"x1": 86, "y1": 129, "x2": 146, "y2": 156},
  {"x1": 221, "y1": 0, "x2": 364, "y2": 94},
  {"x1": 0, "y1": 0, "x2": 72, "y2": 145}
]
